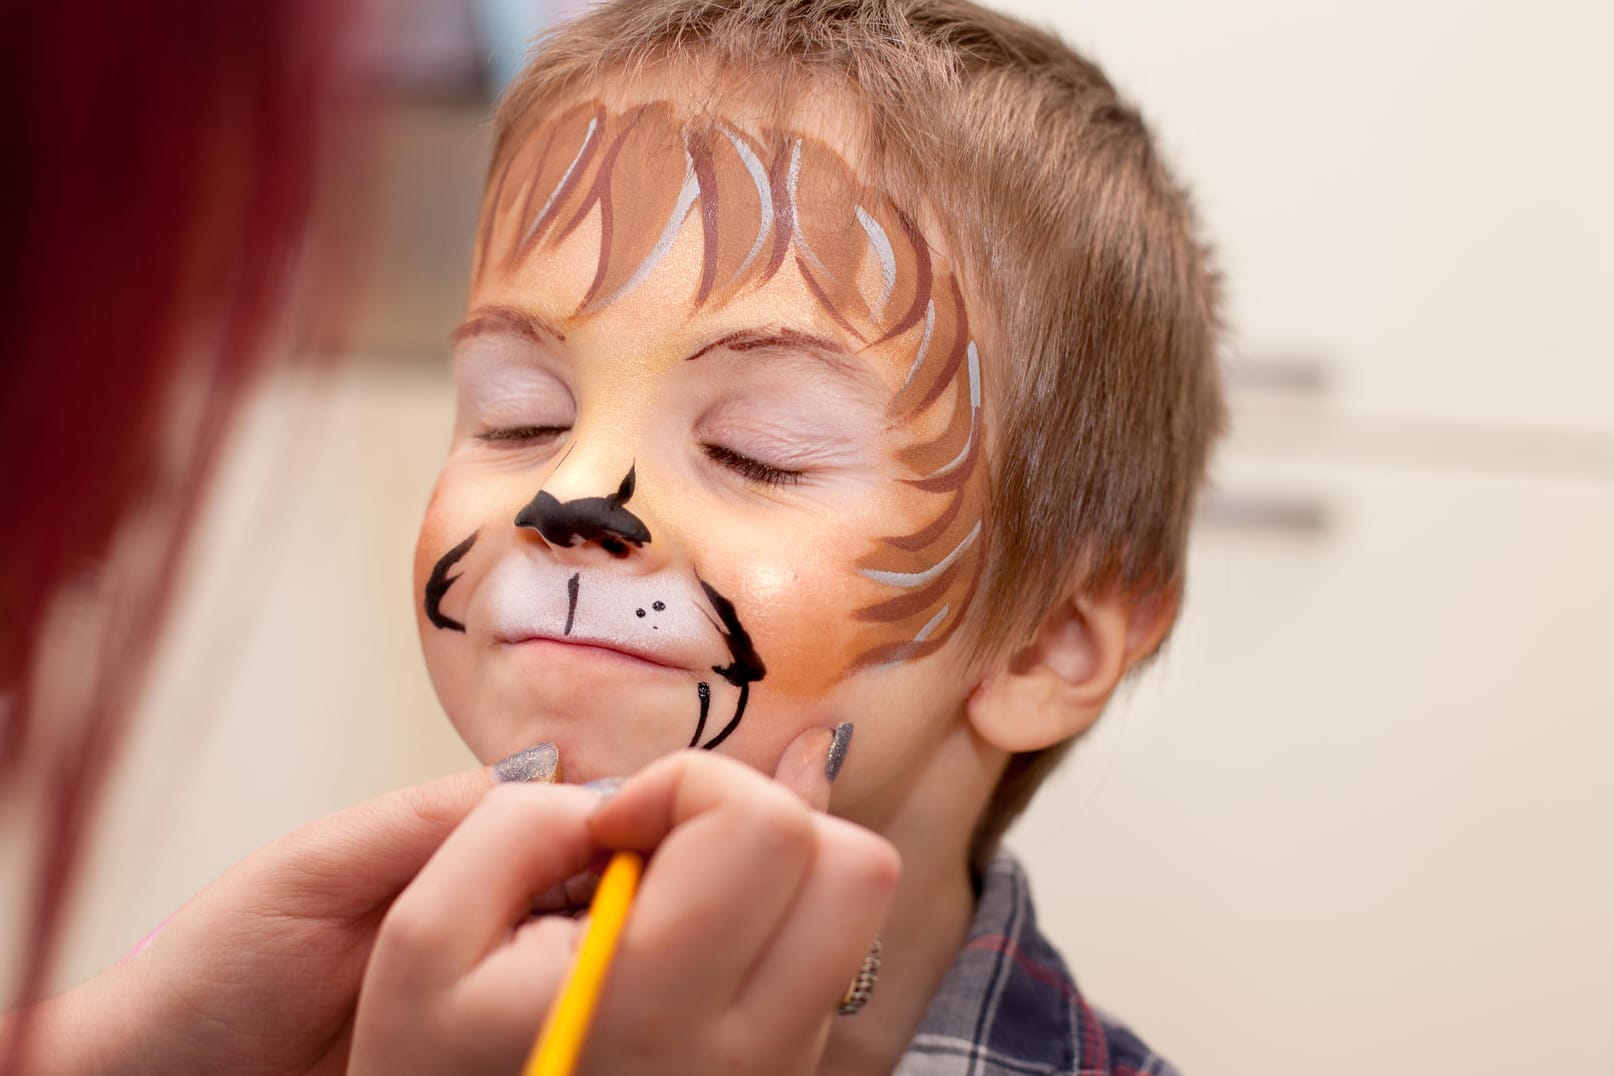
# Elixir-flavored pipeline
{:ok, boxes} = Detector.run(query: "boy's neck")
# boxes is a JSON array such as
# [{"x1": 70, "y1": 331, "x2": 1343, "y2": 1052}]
[{"x1": 822, "y1": 721, "x2": 1006, "y2": 1075}]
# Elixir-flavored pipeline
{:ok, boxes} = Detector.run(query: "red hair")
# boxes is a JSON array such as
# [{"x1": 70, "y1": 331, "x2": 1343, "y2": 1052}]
[{"x1": 1, "y1": 0, "x2": 355, "y2": 1035}]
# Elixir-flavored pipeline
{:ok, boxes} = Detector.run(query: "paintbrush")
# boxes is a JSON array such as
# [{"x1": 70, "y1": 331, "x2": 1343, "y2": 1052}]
[{"x1": 522, "y1": 848, "x2": 644, "y2": 1076}]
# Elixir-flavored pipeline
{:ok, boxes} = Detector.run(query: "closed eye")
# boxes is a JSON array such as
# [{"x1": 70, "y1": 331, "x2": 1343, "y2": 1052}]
[
  {"x1": 476, "y1": 425, "x2": 570, "y2": 445},
  {"x1": 702, "y1": 444, "x2": 805, "y2": 488}
]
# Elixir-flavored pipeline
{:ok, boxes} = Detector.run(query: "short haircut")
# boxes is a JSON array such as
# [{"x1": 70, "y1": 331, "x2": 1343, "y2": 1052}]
[{"x1": 487, "y1": 0, "x2": 1226, "y2": 861}]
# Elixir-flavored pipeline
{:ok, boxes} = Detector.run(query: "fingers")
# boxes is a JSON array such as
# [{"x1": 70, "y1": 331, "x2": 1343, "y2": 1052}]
[
  {"x1": 567, "y1": 747, "x2": 900, "y2": 1074},
  {"x1": 372, "y1": 782, "x2": 602, "y2": 985},
  {"x1": 772, "y1": 726, "x2": 836, "y2": 809},
  {"x1": 586, "y1": 738, "x2": 892, "y2": 1025},
  {"x1": 737, "y1": 816, "x2": 899, "y2": 1028},
  {"x1": 352, "y1": 774, "x2": 605, "y2": 1076},
  {"x1": 745, "y1": 723, "x2": 887, "y2": 1028},
  {"x1": 254, "y1": 764, "x2": 497, "y2": 918},
  {"x1": 259, "y1": 742, "x2": 559, "y2": 919},
  {"x1": 434, "y1": 911, "x2": 586, "y2": 1064},
  {"x1": 351, "y1": 736, "x2": 890, "y2": 1076},
  {"x1": 590, "y1": 752, "x2": 820, "y2": 1006},
  {"x1": 770, "y1": 724, "x2": 853, "y2": 811}
]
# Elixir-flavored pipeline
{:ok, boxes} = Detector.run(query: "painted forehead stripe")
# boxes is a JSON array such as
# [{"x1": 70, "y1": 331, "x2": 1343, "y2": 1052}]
[
  {"x1": 855, "y1": 205, "x2": 899, "y2": 320},
  {"x1": 518, "y1": 102, "x2": 608, "y2": 263},
  {"x1": 521, "y1": 110, "x2": 602, "y2": 254},
  {"x1": 714, "y1": 125, "x2": 773, "y2": 290},
  {"x1": 582, "y1": 142, "x2": 701, "y2": 313},
  {"x1": 481, "y1": 100, "x2": 986, "y2": 669},
  {"x1": 481, "y1": 104, "x2": 941, "y2": 344}
]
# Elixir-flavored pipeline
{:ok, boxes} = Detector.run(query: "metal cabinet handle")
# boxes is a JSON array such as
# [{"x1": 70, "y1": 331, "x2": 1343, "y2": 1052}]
[{"x1": 1198, "y1": 490, "x2": 1331, "y2": 536}]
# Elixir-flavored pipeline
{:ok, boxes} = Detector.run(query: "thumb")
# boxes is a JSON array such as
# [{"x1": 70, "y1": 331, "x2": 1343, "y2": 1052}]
[
  {"x1": 259, "y1": 742, "x2": 560, "y2": 916},
  {"x1": 771, "y1": 722, "x2": 853, "y2": 812}
]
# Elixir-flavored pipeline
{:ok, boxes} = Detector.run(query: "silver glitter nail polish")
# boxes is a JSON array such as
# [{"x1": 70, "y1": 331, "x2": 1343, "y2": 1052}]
[
  {"x1": 826, "y1": 722, "x2": 854, "y2": 784},
  {"x1": 494, "y1": 742, "x2": 560, "y2": 783},
  {"x1": 582, "y1": 776, "x2": 625, "y2": 800}
]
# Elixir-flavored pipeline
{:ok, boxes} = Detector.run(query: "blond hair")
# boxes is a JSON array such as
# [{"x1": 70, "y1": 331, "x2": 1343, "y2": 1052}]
[{"x1": 488, "y1": 0, "x2": 1225, "y2": 859}]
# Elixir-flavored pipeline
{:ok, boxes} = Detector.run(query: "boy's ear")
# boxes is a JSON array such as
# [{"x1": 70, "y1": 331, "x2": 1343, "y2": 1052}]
[{"x1": 967, "y1": 582, "x2": 1179, "y2": 754}]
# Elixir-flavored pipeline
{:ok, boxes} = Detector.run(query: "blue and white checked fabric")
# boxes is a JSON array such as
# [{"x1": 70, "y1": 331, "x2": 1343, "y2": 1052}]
[{"x1": 897, "y1": 854, "x2": 1181, "y2": 1076}]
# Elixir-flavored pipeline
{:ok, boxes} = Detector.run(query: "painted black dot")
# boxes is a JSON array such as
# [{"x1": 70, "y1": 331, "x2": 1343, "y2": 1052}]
[
  {"x1": 652, "y1": 600, "x2": 666, "y2": 612},
  {"x1": 635, "y1": 608, "x2": 646, "y2": 618}
]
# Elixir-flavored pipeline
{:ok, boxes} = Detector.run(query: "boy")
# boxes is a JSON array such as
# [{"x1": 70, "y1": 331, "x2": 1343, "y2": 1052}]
[{"x1": 404, "y1": 0, "x2": 1222, "y2": 1071}]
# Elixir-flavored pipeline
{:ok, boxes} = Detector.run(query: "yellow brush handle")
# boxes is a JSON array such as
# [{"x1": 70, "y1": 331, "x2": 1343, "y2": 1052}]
[{"x1": 523, "y1": 850, "x2": 644, "y2": 1076}]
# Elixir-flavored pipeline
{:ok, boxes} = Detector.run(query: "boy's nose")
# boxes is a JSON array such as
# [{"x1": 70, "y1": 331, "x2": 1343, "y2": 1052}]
[{"x1": 514, "y1": 464, "x2": 651, "y2": 559}]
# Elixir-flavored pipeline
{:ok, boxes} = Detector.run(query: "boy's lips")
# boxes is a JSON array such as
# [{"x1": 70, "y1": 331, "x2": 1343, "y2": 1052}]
[
  {"x1": 494, "y1": 629, "x2": 691, "y2": 673},
  {"x1": 476, "y1": 554, "x2": 729, "y2": 675}
]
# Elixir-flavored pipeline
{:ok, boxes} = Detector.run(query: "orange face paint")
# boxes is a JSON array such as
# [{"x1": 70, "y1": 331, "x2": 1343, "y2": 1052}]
[
  {"x1": 417, "y1": 96, "x2": 996, "y2": 783},
  {"x1": 474, "y1": 100, "x2": 986, "y2": 680}
]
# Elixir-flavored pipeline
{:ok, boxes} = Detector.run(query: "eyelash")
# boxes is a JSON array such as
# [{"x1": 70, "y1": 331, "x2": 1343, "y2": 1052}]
[
  {"x1": 702, "y1": 444, "x2": 805, "y2": 488},
  {"x1": 476, "y1": 425, "x2": 569, "y2": 444},
  {"x1": 474, "y1": 428, "x2": 801, "y2": 487}
]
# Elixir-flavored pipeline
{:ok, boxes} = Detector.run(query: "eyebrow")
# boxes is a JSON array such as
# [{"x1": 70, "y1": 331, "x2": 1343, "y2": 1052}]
[
  {"x1": 686, "y1": 327, "x2": 868, "y2": 381},
  {"x1": 451, "y1": 304, "x2": 567, "y2": 346}
]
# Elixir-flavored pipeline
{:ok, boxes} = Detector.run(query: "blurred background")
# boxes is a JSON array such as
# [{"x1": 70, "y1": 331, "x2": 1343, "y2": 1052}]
[{"x1": 36, "y1": 0, "x2": 1614, "y2": 1072}]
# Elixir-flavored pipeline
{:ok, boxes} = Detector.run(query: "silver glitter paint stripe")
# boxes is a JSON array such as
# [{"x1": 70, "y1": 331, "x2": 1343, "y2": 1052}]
[
  {"x1": 855, "y1": 205, "x2": 897, "y2": 316},
  {"x1": 859, "y1": 521, "x2": 981, "y2": 589},
  {"x1": 897, "y1": 300, "x2": 936, "y2": 396},
  {"x1": 786, "y1": 138, "x2": 832, "y2": 280},
  {"x1": 587, "y1": 149, "x2": 702, "y2": 310},
  {"x1": 875, "y1": 603, "x2": 952, "y2": 666},
  {"x1": 923, "y1": 341, "x2": 982, "y2": 477},
  {"x1": 912, "y1": 603, "x2": 949, "y2": 643},
  {"x1": 519, "y1": 115, "x2": 599, "y2": 250},
  {"x1": 721, "y1": 124, "x2": 774, "y2": 281}
]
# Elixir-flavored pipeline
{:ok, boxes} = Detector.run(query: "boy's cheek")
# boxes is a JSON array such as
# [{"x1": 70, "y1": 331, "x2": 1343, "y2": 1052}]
[
  {"x1": 413, "y1": 476, "x2": 498, "y2": 700},
  {"x1": 412, "y1": 466, "x2": 531, "y2": 602},
  {"x1": 714, "y1": 555, "x2": 912, "y2": 701}
]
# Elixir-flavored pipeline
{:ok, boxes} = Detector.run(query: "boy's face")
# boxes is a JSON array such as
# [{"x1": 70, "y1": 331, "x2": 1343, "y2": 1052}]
[{"x1": 415, "y1": 93, "x2": 989, "y2": 799}]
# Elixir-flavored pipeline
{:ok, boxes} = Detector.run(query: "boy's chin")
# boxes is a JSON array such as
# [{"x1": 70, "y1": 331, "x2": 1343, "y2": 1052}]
[{"x1": 451, "y1": 675, "x2": 758, "y2": 784}]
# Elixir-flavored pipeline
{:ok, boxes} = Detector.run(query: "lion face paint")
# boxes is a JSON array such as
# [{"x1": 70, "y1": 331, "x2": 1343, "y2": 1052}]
[{"x1": 415, "y1": 95, "x2": 987, "y2": 786}]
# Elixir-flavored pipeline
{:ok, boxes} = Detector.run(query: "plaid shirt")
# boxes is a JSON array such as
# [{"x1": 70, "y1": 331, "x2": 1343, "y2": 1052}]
[{"x1": 897, "y1": 854, "x2": 1181, "y2": 1076}]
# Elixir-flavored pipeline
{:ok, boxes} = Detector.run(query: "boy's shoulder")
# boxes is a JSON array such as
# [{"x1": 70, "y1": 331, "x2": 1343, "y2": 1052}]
[{"x1": 898, "y1": 854, "x2": 1182, "y2": 1076}]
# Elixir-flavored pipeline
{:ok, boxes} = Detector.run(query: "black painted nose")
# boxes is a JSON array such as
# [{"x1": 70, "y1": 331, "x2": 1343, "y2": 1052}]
[{"x1": 514, "y1": 465, "x2": 651, "y2": 558}]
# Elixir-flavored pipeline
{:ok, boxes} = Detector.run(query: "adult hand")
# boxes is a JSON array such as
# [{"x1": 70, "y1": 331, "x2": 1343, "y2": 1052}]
[
  {"x1": 12, "y1": 756, "x2": 542, "y2": 1076},
  {"x1": 350, "y1": 732, "x2": 900, "y2": 1076}
]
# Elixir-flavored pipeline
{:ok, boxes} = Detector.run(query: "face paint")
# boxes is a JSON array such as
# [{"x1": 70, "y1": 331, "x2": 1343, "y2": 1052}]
[
  {"x1": 694, "y1": 579, "x2": 766, "y2": 749},
  {"x1": 515, "y1": 465, "x2": 651, "y2": 557},
  {"x1": 688, "y1": 681, "x2": 712, "y2": 747},
  {"x1": 466, "y1": 525, "x2": 766, "y2": 750},
  {"x1": 423, "y1": 531, "x2": 478, "y2": 632},
  {"x1": 472, "y1": 100, "x2": 987, "y2": 674},
  {"x1": 417, "y1": 94, "x2": 989, "y2": 783},
  {"x1": 564, "y1": 571, "x2": 580, "y2": 635}
]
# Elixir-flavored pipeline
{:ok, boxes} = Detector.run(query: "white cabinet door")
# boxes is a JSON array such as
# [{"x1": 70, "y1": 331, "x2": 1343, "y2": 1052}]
[
  {"x1": 993, "y1": 0, "x2": 1614, "y2": 434},
  {"x1": 1011, "y1": 454, "x2": 1614, "y2": 1075}
]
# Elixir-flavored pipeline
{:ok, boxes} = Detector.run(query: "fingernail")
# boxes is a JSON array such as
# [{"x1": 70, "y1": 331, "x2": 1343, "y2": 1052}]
[
  {"x1": 494, "y1": 742, "x2": 560, "y2": 783},
  {"x1": 826, "y1": 722, "x2": 854, "y2": 784},
  {"x1": 582, "y1": 776, "x2": 624, "y2": 802}
]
